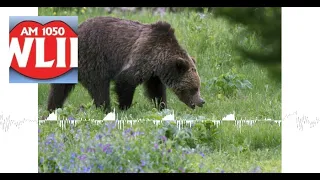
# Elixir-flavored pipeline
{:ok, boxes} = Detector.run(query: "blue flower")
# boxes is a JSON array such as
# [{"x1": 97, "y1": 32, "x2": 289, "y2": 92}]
[
  {"x1": 81, "y1": 166, "x2": 91, "y2": 173},
  {"x1": 63, "y1": 165, "x2": 70, "y2": 173},
  {"x1": 200, "y1": 152, "x2": 205, "y2": 158},
  {"x1": 71, "y1": 152, "x2": 76, "y2": 159},
  {"x1": 98, "y1": 164, "x2": 104, "y2": 171},
  {"x1": 39, "y1": 157, "x2": 44, "y2": 164},
  {"x1": 141, "y1": 160, "x2": 146, "y2": 167},
  {"x1": 95, "y1": 134, "x2": 103, "y2": 140}
]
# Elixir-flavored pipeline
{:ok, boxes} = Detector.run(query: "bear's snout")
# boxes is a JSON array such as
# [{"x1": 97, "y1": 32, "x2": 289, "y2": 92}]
[
  {"x1": 197, "y1": 98, "x2": 205, "y2": 107},
  {"x1": 189, "y1": 97, "x2": 205, "y2": 109},
  {"x1": 195, "y1": 98, "x2": 205, "y2": 108}
]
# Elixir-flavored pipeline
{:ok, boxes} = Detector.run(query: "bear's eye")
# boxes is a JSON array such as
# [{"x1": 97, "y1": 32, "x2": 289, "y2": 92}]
[
  {"x1": 191, "y1": 57, "x2": 196, "y2": 63},
  {"x1": 191, "y1": 87, "x2": 198, "y2": 94}
]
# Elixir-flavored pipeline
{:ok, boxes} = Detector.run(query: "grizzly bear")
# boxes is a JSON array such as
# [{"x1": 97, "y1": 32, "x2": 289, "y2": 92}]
[{"x1": 47, "y1": 16, "x2": 205, "y2": 114}]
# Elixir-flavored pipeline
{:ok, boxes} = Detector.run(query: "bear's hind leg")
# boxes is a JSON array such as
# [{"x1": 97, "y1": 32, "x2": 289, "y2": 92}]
[
  {"x1": 47, "y1": 84, "x2": 75, "y2": 113},
  {"x1": 144, "y1": 76, "x2": 167, "y2": 110}
]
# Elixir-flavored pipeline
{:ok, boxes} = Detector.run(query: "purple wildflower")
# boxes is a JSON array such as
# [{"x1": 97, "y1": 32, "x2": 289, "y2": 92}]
[
  {"x1": 68, "y1": 116, "x2": 75, "y2": 120},
  {"x1": 77, "y1": 154, "x2": 87, "y2": 161},
  {"x1": 250, "y1": 166, "x2": 261, "y2": 173},
  {"x1": 154, "y1": 143, "x2": 159, "y2": 150},
  {"x1": 134, "y1": 131, "x2": 144, "y2": 137},
  {"x1": 183, "y1": 150, "x2": 191, "y2": 154},
  {"x1": 102, "y1": 144, "x2": 113, "y2": 154},
  {"x1": 168, "y1": 149, "x2": 172, "y2": 153},
  {"x1": 45, "y1": 133, "x2": 56, "y2": 145},
  {"x1": 178, "y1": 167, "x2": 185, "y2": 173},
  {"x1": 160, "y1": 135, "x2": 167, "y2": 142},
  {"x1": 221, "y1": 170, "x2": 225, "y2": 173},
  {"x1": 86, "y1": 146, "x2": 95, "y2": 153},
  {"x1": 124, "y1": 128, "x2": 132, "y2": 134}
]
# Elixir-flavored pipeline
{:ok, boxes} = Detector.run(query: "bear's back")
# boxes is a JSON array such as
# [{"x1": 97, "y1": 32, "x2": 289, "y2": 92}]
[
  {"x1": 78, "y1": 16, "x2": 145, "y2": 37},
  {"x1": 77, "y1": 17, "x2": 150, "y2": 81}
]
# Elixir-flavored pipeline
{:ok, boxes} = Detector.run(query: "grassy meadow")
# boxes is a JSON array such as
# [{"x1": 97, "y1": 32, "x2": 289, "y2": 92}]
[{"x1": 38, "y1": 7, "x2": 281, "y2": 173}]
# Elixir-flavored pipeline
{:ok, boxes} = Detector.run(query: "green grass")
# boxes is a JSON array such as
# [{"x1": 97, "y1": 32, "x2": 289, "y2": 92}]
[{"x1": 38, "y1": 7, "x2": 281, "y2": 173}]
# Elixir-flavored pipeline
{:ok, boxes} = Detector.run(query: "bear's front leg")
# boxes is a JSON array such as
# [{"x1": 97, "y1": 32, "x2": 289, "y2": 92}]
[
  {"x1": 144, "y1": 76, "x2": 167, "y2": 110},
  {"x1": 115, "y1": 80, "x2": 137, "y2": 110}
]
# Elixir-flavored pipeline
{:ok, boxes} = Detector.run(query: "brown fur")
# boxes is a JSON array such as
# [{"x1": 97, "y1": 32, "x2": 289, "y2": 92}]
[{"x1": 47, "y1": 17, "x2": 205, "y2": 114}]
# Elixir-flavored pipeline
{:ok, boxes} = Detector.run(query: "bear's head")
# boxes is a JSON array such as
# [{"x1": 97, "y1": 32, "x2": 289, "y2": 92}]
[
  {"x1": 150, "y1": 21, "x2": 205, "y2": 109},
  {"x1": 170, "y1": 56, "x2": 205, "y2": 109}
]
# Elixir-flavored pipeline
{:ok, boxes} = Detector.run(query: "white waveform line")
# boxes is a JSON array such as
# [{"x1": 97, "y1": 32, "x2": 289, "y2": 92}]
[
  {"x1": 38, "y1": 110, "x2": 282, "y2": 130},
  {"x1": 0, "y1": 113, "x2": 37, "y2": 132}
]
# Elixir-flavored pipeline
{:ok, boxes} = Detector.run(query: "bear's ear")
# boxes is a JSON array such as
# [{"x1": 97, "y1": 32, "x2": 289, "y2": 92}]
[
  {"x1": 151, "y1": 21, "x2": 175, "y2": 36},
  {"x1": 176, "y1": 58, "x2": 189, "y2": 73}
]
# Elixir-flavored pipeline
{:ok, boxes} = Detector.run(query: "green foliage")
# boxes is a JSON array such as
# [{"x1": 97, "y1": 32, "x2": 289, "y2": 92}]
[
  {"x1": 207, "y1": 68, "x2": 253, "y2": 99},
  {"x1": 214, "y1": 7, "x2": 281, "y2": 83}
]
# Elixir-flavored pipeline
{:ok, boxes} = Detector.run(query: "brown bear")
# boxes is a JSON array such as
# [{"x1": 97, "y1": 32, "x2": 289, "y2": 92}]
[{"x1": 47, "y1": 16, "x2": 205, "y2": 114}]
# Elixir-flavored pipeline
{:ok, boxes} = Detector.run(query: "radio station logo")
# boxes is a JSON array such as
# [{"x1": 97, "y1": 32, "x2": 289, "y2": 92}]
[{"x1": 9, "y1": 16, "x2": 78, "y2": 83}]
